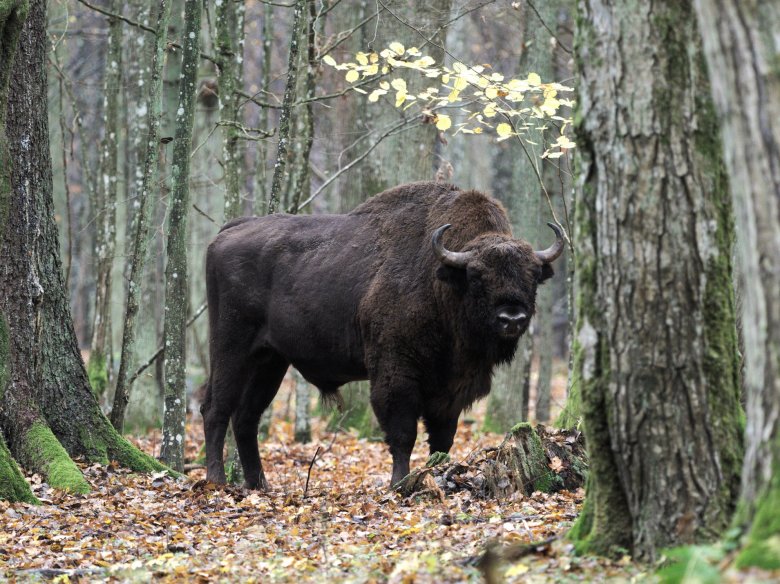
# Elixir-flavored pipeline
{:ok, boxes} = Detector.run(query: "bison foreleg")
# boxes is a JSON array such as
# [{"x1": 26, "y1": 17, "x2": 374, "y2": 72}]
[
  {"x1": 370, "y1": 389, "x2": 419, "y2": 488},
  {"x1": 423, "y1": 414, "x2": 459, "y2": 457}
]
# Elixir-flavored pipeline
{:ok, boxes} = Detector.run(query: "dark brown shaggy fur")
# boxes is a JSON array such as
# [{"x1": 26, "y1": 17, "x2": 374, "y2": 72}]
[{"x1": 202, "y1": 181, "x2": 556, "y2": 488}]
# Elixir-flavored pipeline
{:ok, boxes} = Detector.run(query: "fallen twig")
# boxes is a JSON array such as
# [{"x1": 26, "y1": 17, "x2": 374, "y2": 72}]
[{"x1": 303, "y1": 446, "x2": 322, "y2": 499}]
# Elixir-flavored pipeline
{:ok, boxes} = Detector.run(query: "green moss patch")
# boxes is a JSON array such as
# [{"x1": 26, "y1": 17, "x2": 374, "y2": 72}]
[
  {"x1": 736, "y1": 468, "x2": 780, "y2": 570},
  {"x1": 86, "y1": 351, "x2": 109, "y2": 398},
  {"x1": 22, "y1": 422, "x2": 90, "y2": 494},
  {"x1": 0, "y1": 435, "x2": 38, "y2": 503}
]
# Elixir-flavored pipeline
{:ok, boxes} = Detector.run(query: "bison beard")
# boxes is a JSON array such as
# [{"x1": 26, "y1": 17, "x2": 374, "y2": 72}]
[{"x1": 201, "y1": 181, "x2": 563, "y2": 489}]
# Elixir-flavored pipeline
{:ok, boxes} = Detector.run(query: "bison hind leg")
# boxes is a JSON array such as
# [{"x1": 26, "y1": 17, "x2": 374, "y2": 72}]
[{"x1": 232, "y1": 352, "x2": 289, "y2": 490}]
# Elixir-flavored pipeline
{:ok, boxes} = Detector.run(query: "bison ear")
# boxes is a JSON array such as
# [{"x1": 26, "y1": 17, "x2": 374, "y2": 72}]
[
  {"x1": 539, "y1": 263, "x2": 555, "y2": 284},
  {"x1": 436, "y1": 265, "x2": 468, "y2": 291}
]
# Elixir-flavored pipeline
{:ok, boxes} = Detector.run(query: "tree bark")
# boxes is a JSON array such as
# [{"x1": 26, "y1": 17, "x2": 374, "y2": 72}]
[
  {"x1": 571, "y1": 0, "x2": 743, "y2": 560},
  {"x1": 268, "y1": 0, "x2": 306, "y2": 215},
  {"x1": 0, "y1": 0, "x2": 33, "y2": 504},
  {"x1": 692, "y1": 0, "x2": 780, "y2": 570},
  {"x1": 87, "y1": 0, "x2": 123, "y2": 399},
  {"x1": 0, "y1": 0, "x2": 165, "y2": 502},
  {"x1": 111, "y1": 0, "x2": 173, "y2": 432},
  {"x1": 160, "y1": 0, "x2": 202, "y2": 472},
  {"x1": 216, "y1": 0, "x2": 245, "y2": 221}
]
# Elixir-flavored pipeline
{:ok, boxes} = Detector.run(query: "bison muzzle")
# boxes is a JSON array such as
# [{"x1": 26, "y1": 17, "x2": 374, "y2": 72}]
[{"x1": 201, "y1": 181, "x2": 563, "y2": 489}]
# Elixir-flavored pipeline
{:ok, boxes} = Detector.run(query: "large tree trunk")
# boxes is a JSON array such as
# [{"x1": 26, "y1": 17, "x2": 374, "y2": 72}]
[
  {"x1": 0, "y1": 0, "x2": 165, "y2": 503},
  {"x1": 693, "y1": 0, "x2": 780, "y2": 570},
  {"x1": 570, "y1": 0, "x2": 743, "y2": 560}
]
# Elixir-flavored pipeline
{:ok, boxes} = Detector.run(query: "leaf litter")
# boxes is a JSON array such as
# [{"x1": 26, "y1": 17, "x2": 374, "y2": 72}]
[{"x1": 0, "y1": 389, "x2": 752, "y2": 583}]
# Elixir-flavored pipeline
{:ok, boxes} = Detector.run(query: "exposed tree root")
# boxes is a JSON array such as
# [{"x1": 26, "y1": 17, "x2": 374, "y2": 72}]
[{"x1": 396, "y1": 424, "x2": 587, "y2": 500}]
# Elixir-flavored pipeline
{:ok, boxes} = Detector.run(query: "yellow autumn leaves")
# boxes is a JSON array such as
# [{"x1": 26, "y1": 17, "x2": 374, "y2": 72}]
[{"x1": 322, "y1": 42, "x2": 576, "y2": 158}]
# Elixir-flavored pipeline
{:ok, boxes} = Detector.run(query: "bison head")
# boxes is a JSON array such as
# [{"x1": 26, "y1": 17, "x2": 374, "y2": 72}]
[{"x1": 432, "y1": 222, "x2": 564, "y2": 346}]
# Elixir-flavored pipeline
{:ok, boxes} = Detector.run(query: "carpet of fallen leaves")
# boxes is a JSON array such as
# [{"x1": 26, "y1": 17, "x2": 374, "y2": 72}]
[
  {"x1": 1, "y1": 375, "x2": 768, "y2": 583},
  {"x1": 0, "y1": 400, "x2": 634, "y2": 583}
]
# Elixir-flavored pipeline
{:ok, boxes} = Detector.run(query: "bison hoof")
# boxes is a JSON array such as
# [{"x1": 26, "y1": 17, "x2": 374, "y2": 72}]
[{"x1": 426, "y1": 451, "x2": 451, "y2": 468}]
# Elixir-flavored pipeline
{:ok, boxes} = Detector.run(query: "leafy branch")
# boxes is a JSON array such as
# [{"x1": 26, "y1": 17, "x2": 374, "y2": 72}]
[{"x1": 322, "y1": 43, "x2": 576, "y2": 160}]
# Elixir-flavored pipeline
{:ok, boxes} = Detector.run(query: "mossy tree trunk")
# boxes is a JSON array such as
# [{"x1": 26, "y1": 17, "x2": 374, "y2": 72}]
[
  {"x1": 692, "y1": 0, "x2": 780, "y2": 570},
  {"x1": 0, "y1": 0, "x2": 33, "y2": 503},
  {"x1": 571, "y1": 0, "x2": 743, "y2": 560},
  {"x1": 0, "y1": 0, "x2": 166, "y2": 503},
  {"x1": 160, "y1": 0, "x2": 202, "y2": 472}
]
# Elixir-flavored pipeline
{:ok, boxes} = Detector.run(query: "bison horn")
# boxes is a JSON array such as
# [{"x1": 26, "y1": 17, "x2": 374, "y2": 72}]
[
  {"x1": 535, "y1": 222, "x2": 565, "y2": 263},
  {"x1": 432, "y1": 224, "x2": 474, "y2": 269}
]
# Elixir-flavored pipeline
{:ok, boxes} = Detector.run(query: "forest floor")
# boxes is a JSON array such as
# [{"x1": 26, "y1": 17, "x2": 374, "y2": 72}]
[{"x1": 1, "y1": 377, "x2": 776, "y2": 583}]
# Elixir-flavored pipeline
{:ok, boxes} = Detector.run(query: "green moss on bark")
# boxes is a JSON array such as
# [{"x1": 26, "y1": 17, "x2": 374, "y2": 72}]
[
  {"x1": 86, "y1": 351, "x2": 108, "y2": 398},
  {"x1": 695, "y1": 60, "x2": 744, "y2": 529},
  {"x1": 565, "y1": 146, "x2": 632, "y2": 556},
  {"x1": 506, "y1": 423, "x2": 560, "y2": 493},
  {"x1": 90, "y1": 417, "x2": 172, "y2": 474},
  {"x1": 0, "y1": 434, "x2": 37, "y2": 503},
  {"x1": 22, "y1": 422, "x2": 90, "y2": 494}
]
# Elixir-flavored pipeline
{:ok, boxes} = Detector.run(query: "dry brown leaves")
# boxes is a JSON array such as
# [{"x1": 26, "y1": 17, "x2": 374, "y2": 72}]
[{"x1": 2, "y1": 407, "x2": 639, "y2": 583}]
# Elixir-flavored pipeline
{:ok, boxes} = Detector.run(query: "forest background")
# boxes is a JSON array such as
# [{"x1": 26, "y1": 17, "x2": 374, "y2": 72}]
[{"x1": 1, "y1": 0, "x2": 779, "y2": 582}]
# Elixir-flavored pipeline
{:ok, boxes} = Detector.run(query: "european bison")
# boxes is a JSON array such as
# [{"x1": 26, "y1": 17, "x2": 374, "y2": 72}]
[{"x1": 202, "y1": 181, "x2": 563, "y2": 488}]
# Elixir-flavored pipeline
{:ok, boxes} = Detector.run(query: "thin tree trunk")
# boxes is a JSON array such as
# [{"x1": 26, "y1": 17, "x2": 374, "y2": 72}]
[
  {"x1": 216, "y1": 0, "x2": 245, "y2": 221},
  {"x1": 87, "y1": 0, "x2": 123, "y2": 399},
  {"x1": 160, "y1": 0, "x2": 202, "y2": 472},
  {"x1": 268, "y1": 0, "x2": 306, "y2": 214},
  {"x1": 693, "y1": 0, "x2": 780, "y2": 569},
  {"x1": 487, "y1": 1, "x2": 560, "y2": 431},
  {"x1": 570, "y1": 0, "x2": 743, "y2": 560},
  {"x1": 252, "y1": 1, "x2": 273, "y2": 214},
  {"x1": 293, "y1": 370, "x2": 311, "y2": 443},
  {"x1": 284, "y1": 0, "x2": 316, "y2": 214},
  {"x1": 111, "y1": 0, "x2": 173, "y2": 432}
]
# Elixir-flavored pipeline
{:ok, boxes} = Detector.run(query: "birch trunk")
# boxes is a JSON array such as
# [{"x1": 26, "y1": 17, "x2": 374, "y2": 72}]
[
  {"x1": 160, "y1": 0, "x2": 202, "y2": 471},
  {"x1": 571, "y1": 0, "x2": 742, "y2": 559},
  {"x1": 216, "y1": 0, "x2": 245, "y2": 220},
  {"x1": 251, "y1": 1, "x2": 273, "y2": 214},
  {"x1": 268, "y1": 0, "x2": 306, "y2": 214},
  {"x1": 693, "y1": 0, "x2": 780, "y2": 570}
]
